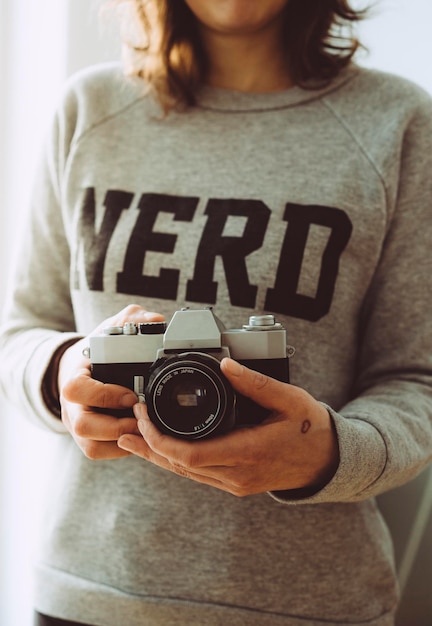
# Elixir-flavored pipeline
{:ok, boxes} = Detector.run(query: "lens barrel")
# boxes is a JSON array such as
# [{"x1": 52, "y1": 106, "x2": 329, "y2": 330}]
[{"x1": 145, "y1": 352, "x2": 235, "y2": 440}]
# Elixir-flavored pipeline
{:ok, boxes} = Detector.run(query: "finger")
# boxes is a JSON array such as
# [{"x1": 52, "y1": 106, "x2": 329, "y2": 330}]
[
  {"x1": 78, "y1": 437, "x2": 134, "y2": 461},
  {"x1": 62, "y1": 369, "x2": 138, "y2": 409},
  {"x1": 117, "y1": 432, "x2": 233, "y2": 492},
  {"x1": 221, "y1": 357, "x2": 289, "y2": 412},
  {"x1": 98, "y1": 304, "x2": 165, "y2": 333},
  {"x1": 132, "y1": 403, "x2": 210, "y2": 467},
  {"x1": 70, "y1": 408, "x2": 142, "y2": 442},
  {"x1": 131, "y1": 402, "x2": 257, "y2": 470},
  {"x1": 119, "y1": 419, "x2": 269, "y2": 496},
  {"x1": 62, "y1": 402, "x2": 141, "y2": 459}
]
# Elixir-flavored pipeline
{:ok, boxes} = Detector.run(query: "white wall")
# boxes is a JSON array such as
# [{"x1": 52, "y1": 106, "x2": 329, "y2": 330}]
[
  {"x1": 0, "y1": 1, "x2": 431, "y2": 625},
  {"x1": 0, "y1": 3, "x2": 119, "y2": 625},
  {"x1": 358, "y1": 0, "x2": 432, "y2": 93},
  {"x1": 0, "y1": 3, "x2": 68, "y2": 626}
]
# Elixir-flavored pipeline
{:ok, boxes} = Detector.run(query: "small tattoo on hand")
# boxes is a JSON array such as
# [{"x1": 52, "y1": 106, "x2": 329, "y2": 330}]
[{"x1": 301, "y1": 420, "x2": 311, "y2": 434}]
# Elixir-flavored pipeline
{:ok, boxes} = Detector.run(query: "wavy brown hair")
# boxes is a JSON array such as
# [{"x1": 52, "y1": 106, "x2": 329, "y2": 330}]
[{"x1": 113, "y1": 0, "x2": 368, "y2": 111}]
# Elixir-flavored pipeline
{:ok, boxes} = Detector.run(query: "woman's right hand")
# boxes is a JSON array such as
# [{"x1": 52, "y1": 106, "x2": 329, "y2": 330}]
[{"x1": 58, "y1": 304, "x2": 165, "y2": 460}]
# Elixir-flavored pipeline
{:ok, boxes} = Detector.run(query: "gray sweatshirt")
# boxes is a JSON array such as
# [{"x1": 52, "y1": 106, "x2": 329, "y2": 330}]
[{"x1": 1, "y1": 62, "x2": 432, "y2": 626}]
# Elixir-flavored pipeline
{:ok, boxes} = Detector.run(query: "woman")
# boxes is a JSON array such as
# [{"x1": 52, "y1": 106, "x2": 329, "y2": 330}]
[{"x1": 1, "y1": 1, "x2": 431, "y2": 624}]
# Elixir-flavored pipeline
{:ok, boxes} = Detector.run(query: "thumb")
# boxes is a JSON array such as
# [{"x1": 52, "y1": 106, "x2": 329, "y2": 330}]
[{"x1": 220, "y1": 357, "x2": 288, "y2": 413}]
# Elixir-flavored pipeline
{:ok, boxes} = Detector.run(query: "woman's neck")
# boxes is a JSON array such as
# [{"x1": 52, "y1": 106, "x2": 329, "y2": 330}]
[{"x1": 200, "y1": 25, "x2": 293, "y2": 93}]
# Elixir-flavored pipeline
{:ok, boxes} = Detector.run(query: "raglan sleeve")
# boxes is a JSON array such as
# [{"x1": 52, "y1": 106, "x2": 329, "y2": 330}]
[
  {"x1": 0, "y1": 86, "x2": 83, "y2": 433},
  {"x1": 272, "y1": 92, "x2": 432, "y2": 504}
]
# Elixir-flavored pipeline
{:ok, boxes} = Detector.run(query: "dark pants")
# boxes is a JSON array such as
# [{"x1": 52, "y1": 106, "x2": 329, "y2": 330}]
[{"x1": 34, "y1": 613, "x2": 94, "y2": 626}]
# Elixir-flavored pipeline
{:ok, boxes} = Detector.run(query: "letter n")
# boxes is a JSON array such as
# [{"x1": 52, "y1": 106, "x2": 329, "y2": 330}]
[{"x1": 75, "y1": 187, "x2": 133, "y2": 291}]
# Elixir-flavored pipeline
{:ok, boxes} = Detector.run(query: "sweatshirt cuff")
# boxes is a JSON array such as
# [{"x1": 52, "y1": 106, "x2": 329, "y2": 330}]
[
  {"x1": 23, "y1": 331, "x2": 83, "y2": 433},
  {"x1": 269, "y1": 405, "x2": 387, "y2": 505}
]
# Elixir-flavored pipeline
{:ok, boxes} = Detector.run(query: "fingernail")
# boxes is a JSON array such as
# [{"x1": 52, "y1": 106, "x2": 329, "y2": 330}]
[
  {"x1": 143, "y1": 311, "x2": 165, "y2": 320},
  {"x1": 223, "y1": 358, "x2": 243, "y2": 377},
  {"x1": 117, "y1": 435, "x2": 133, "y2": 451},
  {"x1": 133, "y1": 403, "x2": 147, "y2": 419},
  {"x1": 120, "y1": 392, "x2": 137, "y2": 407}
]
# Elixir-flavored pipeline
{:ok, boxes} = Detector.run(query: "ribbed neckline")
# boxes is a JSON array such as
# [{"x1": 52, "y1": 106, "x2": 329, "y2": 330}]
[{"x1": 195, "y1": 64, "x2": 360, "y2": 113}]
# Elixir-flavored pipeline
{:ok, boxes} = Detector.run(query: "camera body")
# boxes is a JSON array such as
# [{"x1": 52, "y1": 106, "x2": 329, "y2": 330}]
[{"x1": 88, "y1": 308, "x2": 291, "y2": 440}]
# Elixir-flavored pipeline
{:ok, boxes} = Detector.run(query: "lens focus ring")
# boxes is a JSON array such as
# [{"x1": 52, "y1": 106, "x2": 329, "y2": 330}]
[{"x1": 145, "y1": 352, "x2": 235, "y2": 440}]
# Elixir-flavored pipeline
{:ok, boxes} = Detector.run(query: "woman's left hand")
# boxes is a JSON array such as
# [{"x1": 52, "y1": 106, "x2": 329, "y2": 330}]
[{"x1": 118, "y1": 358, "x2": 339, "y2": 496}]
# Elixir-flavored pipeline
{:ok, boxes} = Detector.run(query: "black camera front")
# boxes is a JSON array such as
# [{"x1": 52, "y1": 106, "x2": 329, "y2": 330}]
[{"x1": 87, "y1": 308, "x2": 292, "y2": 441}]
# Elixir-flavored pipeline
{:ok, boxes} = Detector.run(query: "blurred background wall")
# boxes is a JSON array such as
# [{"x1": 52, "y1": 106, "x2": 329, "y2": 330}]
[{"x1": 0, "y1": 1, "x2": 431, "y2": 624}]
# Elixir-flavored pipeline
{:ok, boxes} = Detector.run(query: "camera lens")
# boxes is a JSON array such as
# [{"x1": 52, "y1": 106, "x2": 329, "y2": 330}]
[{"x1": 145, "y1": 353, "x2": 235, "y2": 440}]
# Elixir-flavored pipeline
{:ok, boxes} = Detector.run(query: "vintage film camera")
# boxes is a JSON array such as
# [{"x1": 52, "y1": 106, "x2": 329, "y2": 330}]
[{"x1": 87, "y1": 307, "x2": 292, "y2": 440}]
